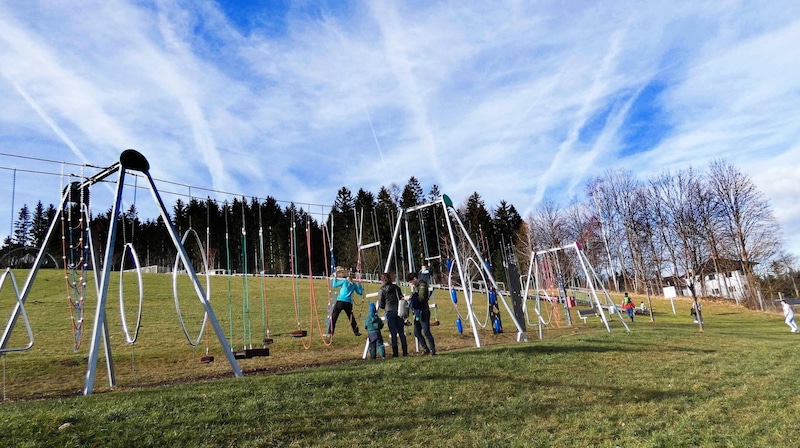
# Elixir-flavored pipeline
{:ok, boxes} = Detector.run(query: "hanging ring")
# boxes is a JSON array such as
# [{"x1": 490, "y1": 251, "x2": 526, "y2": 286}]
[
  {"x1": 173, "y1": 228, "x2": 210, "y2": 347},
  {"x1": 119, "y1": 243, "x2": 144, "y2": 344}
]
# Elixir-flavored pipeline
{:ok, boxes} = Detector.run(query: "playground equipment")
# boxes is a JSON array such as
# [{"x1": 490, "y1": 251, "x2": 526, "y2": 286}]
[
  {"x1": 522, "y1": 242, "x2": 630, "y2": 338},
  {"x1": 233, "y1": 199, "x2": 269, "y2": 359},
  {"x1": 0, "y1": 150, "x2": 243, "y2": 395},
  {"x1": 60, "y1": 178, "x2": 96, "y2": 352},
  {"x1": 382, "y1": 195, "x2": 528, "y2": 347}
]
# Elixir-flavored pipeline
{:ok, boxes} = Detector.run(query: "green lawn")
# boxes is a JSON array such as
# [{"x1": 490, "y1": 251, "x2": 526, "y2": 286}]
[{"x1": 0, "y1": 269, "x2": 797, "y2": 447}]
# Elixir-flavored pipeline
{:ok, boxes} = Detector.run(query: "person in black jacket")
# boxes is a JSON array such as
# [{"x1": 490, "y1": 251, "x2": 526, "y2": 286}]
[
  {"x1": 408, "y1": 271, "x2": 436, "y2": 356},
  {"x1": 377, "y1": 272, "x2": 408, "y2": 357}
]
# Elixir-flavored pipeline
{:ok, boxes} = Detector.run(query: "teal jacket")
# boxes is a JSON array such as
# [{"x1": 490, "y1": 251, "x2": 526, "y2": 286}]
[
  {"x1": 331, "y1": 277, "x2": 363, "y2": 303},
  {"x1": 364, "y1": 311, "x2": 384, "y2": 333}
]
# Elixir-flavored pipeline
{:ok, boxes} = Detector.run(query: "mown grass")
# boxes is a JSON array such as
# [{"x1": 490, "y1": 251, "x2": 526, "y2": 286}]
[{"x1": 1, "y1": 269, "x2": 798, "y2": 446}]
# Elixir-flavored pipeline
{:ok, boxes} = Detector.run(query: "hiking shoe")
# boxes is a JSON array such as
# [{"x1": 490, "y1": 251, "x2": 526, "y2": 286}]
[{"x1": 354, "y1": 331, "x2": 362, "y2": 337}]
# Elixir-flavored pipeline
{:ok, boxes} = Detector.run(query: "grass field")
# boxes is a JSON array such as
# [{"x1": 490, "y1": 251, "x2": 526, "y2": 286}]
[{"x1": 1, "y1": 268, "x2": 798, "y2": 447}]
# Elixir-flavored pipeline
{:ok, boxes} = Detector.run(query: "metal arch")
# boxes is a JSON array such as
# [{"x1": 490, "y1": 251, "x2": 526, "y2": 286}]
[
  {"x1": 464, "y1": 257, "x2": 491, "y2": 328},
  {"x1": 173, "y1": 228, "x2": 209, "y2": 347},
  {"x1": 118, "y1": 243, "x2": 144, "y2": 344},
  {"x1": 0, "y1": 246, "x2": 59, "y2": 269},
  {"x1": 0, "y1": 269, "x2": 33, "y2": 354}
]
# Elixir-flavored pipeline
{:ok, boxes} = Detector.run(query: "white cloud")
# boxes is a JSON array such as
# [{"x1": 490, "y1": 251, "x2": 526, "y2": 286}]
[{"x1": 0, "y1": 0, "x2": 799, "y2": 256}]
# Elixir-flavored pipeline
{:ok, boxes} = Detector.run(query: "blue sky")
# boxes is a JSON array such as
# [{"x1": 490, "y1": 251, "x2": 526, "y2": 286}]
[{"x1": 1, "y1": 1, "x2": 799, "y2": 256}]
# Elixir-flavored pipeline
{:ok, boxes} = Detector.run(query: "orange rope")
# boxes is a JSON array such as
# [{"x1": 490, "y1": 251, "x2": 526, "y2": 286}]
[
  {"x1": 290, "y1": 224, "x2": 303, "y2": 331},
  {"x1": 316, "y1": 223, "x2": 335, "y2": 346}
]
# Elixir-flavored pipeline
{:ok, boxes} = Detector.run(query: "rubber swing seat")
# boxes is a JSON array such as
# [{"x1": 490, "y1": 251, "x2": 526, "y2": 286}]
[
  {"x1": 234, "y1": 348, "x2": 270, "y2": 359},
  {"x1": 430, "y1": 320, "x2": 440, "y2": 327},
  {"x1": 200, "y1": 355, "x2": 215, "y2": 364},
  {"x1": 291, "y1": 329, "x2": 308, "y2": 338}
]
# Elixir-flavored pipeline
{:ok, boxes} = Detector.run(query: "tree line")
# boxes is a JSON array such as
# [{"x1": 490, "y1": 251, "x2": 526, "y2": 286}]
[{"x1": 1, "y1": 159, "x2": 796, "y2": 307}]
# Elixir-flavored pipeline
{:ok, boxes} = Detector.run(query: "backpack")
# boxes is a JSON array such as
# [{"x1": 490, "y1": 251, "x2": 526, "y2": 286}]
[
  {"x1": 396, "y1": 285, "x2": 409, "y2": 318},
  {"x1": 409, "y1": 291, "x2": 422, "y2": 311},
  {"x1": 409, "y1": 280, "x2": 429, "y2": 311}
]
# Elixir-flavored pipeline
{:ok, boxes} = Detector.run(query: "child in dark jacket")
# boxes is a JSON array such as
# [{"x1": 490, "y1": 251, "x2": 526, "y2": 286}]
[{"x1": 364, "y1": 302, "x2": 386, "y2": 359}]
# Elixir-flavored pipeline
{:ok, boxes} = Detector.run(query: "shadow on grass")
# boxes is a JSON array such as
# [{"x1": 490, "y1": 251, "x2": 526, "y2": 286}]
[{"x1": 454, "y1": 343, "x2": 715, "y2": 357}]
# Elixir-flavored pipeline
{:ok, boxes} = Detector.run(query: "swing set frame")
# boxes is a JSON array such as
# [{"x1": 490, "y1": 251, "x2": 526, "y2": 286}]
[
  {"x1": 0, "y1": 150, "x2": 243, "y2": 395},
  {"x1": 382, "y1": 194, "x2": 529, "y2": 348},
  {"x1": 521, "y1": 242, "x2": 630, "y2": 337}
]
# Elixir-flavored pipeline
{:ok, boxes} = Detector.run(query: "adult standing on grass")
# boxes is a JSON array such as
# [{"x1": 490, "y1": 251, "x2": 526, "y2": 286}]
[
  {"x1": 408, "y1": 271, "x2": 436, "y2": 356},
  {"x1": 780, "y1": 299, "x2": 798, "y2": 333},
  {"x1": 377, "y1": 272, "x2": 408, "y2": 357},
  {"x1": 330, "y1": 267, "x2": 362, "y2": 337}
]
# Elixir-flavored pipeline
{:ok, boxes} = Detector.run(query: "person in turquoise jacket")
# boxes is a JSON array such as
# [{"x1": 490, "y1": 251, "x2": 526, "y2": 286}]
[
  {"x1": 329, "y1": 268, "x2": 363, "y2": 336},
  {"x1": 364, "y1": 302, "x2": 386, "y2": 359}
]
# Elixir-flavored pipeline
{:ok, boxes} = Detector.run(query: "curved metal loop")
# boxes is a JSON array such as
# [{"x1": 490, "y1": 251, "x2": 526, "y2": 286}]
[
  {"x1": 465, "y1": 257, "x2": 490, "y2": 328},
  {"x1": 447, "y1": 258, "x2": 465, "y2": 320},
  {"x1": 0, "y1": 268, "x2": 34, "y2": 353},
  {"x1": 172, "y1": 228, "x2": 209, "y2": 347},
  {"x1": 119, "y1": 243, "x2": 144, "y2": 344}
]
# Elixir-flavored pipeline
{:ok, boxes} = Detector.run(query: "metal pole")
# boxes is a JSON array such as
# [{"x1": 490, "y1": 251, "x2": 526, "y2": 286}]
[
  {"x1": 446, "y1": 204, "x2": 528, "y2": 342},
  {"x1": 143, "y1": 172, "x2": 242, "y2": 377},
  {"x1": 84, "y1": 168, "x2": 126, "y2": 394}
]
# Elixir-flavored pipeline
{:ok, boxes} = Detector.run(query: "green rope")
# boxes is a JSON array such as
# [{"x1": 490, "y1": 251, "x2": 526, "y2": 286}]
[
  {"x1": 224, "y1": 205, "x2": 234, "y2": 349},
  {"x1": 241, "y1": 201, "x2": 251, "y2": 349},
  {"x1": 258, "y1": 209, "x2": 268, "y2": 344}
]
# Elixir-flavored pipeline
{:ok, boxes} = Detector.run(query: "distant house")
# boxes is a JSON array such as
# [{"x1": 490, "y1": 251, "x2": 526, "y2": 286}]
[{"x1": 675, "y1": 258, "x2": 755, "y2": 301}]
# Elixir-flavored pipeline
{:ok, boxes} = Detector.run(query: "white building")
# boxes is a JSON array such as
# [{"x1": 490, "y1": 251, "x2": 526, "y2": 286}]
[{"x1": 678, "y1": 258, "x2": 754, "y2": 302}]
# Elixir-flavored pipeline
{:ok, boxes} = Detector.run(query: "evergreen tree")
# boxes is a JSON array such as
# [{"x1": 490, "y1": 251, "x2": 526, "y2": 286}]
[
  {"x1": 400, "y1": 177, "x2": 423, "y2": 208},
  {"x1": 30, "y1": 201, "x2": 50, "y2": 248},
  {"x1": 13, "y1": 204, "x2": 31, "y2": 247}
]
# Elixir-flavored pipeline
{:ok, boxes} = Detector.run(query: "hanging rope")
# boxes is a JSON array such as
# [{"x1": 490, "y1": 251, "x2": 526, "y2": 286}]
[
  {"x1": 289, "y1": 211, "x2": 307, "y2": 338},
  {"x1": 224, "y1": 204, "x2": 235, "y2": 347},
  {"x1": 298, "y1": 219, "x2": 316, "y2": 350},
  {"x1": 60, "y1": 175, "x2": 92, "y2": 352},
  {"x1": 418, "y1": 210, "x2": 439, "y2": 324},
  {"x1": 173, "y1": 227, "x2": 209, "y2": 347},
  {"x1": 257, "y1": 203, "x2": 272, "y2": 346},
  {"x1": 320, "y1": 220, "x2": 335, "y2": 346},
  {"x1": 240, "y1": 199, "x2": 252, "y2": 350},
  {"x1": 201, "y1": 198, "x2": 214, "y2": 363},
  {"x1": 9, "y1": 168, "x2": 15, "y2": 242}
]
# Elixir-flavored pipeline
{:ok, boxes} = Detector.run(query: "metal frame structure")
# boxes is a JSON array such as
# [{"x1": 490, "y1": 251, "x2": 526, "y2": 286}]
[
  {"x1": 522, "y1": 242, "x2": 630, "y2": 337},
  {"x1": 382, "y1": 194, "x2": 528, "y2": 347},
  {"x1": 0, "y1": 149, "x2": 242, "y2": 395}
]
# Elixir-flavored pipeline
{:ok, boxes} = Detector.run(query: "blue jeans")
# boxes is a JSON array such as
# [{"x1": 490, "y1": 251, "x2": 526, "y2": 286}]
[
  {"x1": 385, "y1": 310, "x2": 408, "y2": 356},
  {"x1": 414, "y1": 308, "x2": 436, "y2": 353}
]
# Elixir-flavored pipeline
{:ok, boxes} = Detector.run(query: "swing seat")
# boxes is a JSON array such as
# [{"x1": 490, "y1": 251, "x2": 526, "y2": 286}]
[
  {"x1": 200, "y1": 355, "x2": 215, "y2": 364},
  {"x1": 577, "y1": 308, "x2": 598, "y2": 324},
  {"x1": 291, "y1": 329, "x2": 308, "y2": 338},
  {"x1": 263, "y1": 337, "x2": 274, "y2": 345},
  {"x1": 430, "y1": 320, "x2": 440, "y2": 327},
  {"x1": 234, "y1": 348, "x2": 270, "y2": 359}
]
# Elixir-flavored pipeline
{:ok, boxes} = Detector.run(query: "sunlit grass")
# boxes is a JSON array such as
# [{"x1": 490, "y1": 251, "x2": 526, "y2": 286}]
[{"x1": 1, "y1": 269, "x2": 798, "y2": 446}]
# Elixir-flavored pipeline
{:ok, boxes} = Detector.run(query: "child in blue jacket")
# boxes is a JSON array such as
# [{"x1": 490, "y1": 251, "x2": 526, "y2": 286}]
[{"x1": 364, "y1": 302, "x2": 386, "y2": 359}]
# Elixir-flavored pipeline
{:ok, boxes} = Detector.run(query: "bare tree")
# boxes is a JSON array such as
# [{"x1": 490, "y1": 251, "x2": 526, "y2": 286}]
[
  {"x1": 707, "y1": 160, "x2": 782, "y2": 307},
  {"x1": 769, "y1": 251, "x2": 800, "y2": 299},
  {"x1": 587, "y1": 177, "x2": 622, "y2": 292},
  {"x1": 527, "y1": 198, "x2": 568, "y2": 251}
]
